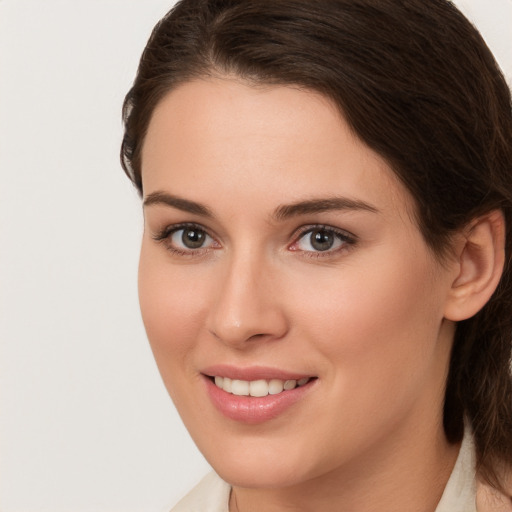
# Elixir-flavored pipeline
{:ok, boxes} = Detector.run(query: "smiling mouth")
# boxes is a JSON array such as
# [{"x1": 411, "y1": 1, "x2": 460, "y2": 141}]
[{"x1": 211, "y1": 376, "x2": 314, "y2": 397}]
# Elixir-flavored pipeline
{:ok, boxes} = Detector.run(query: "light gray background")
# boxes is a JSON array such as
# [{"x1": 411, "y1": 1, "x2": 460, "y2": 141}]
[{"x1": 0, "y1": 1, "x2": 510, "y2": 511}]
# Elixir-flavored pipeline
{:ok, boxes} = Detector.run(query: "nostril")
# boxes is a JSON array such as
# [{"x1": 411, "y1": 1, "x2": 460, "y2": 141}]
[{"x1": 248, "y1": 333, "x2": 266, "y2": 341}]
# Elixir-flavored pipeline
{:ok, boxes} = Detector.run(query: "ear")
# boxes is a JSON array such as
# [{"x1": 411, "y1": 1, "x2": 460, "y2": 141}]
[{"x1": 444, "y1": 210, "x2": 506, "y2": 322}]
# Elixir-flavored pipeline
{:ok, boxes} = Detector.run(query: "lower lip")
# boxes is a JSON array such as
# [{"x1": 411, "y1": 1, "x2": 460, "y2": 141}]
[{"x1": 204, "y1": 377, "x2": 316, "y2": 424}]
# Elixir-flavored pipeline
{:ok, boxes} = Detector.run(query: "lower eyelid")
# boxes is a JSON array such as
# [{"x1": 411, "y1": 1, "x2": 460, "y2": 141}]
[
  {"x1": 157, "y1": 238, "x2": 218, "y2": 259},
  {"x1": 293, "y1": 240, "x2": 356, "y2": 260}
]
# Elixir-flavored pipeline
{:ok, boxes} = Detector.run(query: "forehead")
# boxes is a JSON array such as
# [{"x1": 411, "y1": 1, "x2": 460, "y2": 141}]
[{"x1": 141, "y1": 78, "x2": 414, "y2": 219}]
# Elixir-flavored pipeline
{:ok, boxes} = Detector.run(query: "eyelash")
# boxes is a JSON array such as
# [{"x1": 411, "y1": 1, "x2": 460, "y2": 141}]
[
  {"x1": 152, "y1": 223, "x2": 357, "y2": 258},
  {"x1": 152, "y1": 223, "x2": 218, "y2": 258},
  {"x1": 289, "y1": 224, "x2": 357, "y2": 259}
]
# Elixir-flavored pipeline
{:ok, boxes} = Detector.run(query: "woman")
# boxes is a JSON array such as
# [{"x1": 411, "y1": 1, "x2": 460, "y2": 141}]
[{"x1": 121, "y1": 0, "x2": 512, "y2": 510}]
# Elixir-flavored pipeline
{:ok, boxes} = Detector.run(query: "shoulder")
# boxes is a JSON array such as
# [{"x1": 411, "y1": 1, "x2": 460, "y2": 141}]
[{"x1": 170, "y1": 471, "x2": 231, "y2": 512}]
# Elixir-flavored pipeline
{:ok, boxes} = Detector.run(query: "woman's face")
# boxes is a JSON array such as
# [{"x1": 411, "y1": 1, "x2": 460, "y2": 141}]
[{"x1": 139, "y1": 78, "x2": 458, "y2": 488}]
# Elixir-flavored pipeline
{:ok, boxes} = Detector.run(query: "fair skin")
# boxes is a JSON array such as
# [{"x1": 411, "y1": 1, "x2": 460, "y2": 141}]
[{"x1": 139, "y1": 78, "x2": 468, "y2": 512}]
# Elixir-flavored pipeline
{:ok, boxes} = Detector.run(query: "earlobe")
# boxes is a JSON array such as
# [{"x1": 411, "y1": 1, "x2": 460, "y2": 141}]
[{"x1": 444, "y1": 210, "x2": 506, "y2": 322}]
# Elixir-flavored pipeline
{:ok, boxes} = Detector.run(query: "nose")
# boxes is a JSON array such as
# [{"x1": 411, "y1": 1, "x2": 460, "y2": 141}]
[{"x1": 206, "y1": 252, "x2": 289, "y2": 348}]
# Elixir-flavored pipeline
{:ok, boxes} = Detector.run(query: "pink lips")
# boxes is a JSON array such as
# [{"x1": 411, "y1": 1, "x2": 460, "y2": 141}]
[{"x1": 202, "y1": 365, "x2": 317, "y2": 424}]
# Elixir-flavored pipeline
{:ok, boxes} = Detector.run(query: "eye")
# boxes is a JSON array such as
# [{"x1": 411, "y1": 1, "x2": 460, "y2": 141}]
[
  {"x1": 291, "y1": 226, "x2": 356, "y2": 254},
  {"x1": 171, "y1": 227, "x2": 212, "y2": 249},
  {"x1": 152, "y1": 223, "x2": 218, "y2": 255}
]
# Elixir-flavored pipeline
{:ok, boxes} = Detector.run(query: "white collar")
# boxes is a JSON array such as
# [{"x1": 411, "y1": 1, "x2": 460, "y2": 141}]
[{"x1": 435, "y1": 430, "x2": 477, "y2": 512}]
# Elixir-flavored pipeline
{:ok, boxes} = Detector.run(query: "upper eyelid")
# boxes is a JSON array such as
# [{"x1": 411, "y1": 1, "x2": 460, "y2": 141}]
[
  {"x1": 291, "y1": 224, "x2": 357, "y2": 241},
  {"x1": 152, "y1": 222, "x2": 213, "y2": 240}
]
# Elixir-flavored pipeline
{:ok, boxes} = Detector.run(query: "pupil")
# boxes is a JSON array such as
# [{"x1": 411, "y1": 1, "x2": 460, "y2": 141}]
[
  {"x1": 182, "y1": 229, "x2": 205, "y2": 249},
  {"x1": 311, "y1": 230, "x2": 334, "y2": 251}
]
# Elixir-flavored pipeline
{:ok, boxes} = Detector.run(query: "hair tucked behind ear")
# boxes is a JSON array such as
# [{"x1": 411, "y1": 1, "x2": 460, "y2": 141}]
[{"x1": 121, "y1": 0, "x2": 512, "y2": 494}]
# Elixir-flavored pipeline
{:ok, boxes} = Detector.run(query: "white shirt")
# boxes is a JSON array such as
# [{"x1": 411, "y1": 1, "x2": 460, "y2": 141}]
[{"x1": 171, "y1": 433, "x2": 476, "y2": 512}]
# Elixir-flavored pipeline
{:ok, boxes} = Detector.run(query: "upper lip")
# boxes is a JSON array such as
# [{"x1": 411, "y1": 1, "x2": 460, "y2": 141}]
[{"x1": 201, "y1": 364, "x2": 315, "y2": 381}]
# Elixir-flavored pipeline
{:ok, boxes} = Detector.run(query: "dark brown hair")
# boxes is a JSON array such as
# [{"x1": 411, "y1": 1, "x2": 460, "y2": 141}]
[{"x1": 121, "y1": 0, "x2": 512, "y2": 493}]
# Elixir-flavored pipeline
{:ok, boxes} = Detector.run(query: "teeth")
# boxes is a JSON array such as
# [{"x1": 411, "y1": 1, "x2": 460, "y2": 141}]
[
  {"x1": 249, "y1": 379, "x2": 268, "y2": 397},
  {"x1": 268, "y1": 379, "x2": 284, "y2": 395},
  {"x1": 231, "y1": 379, "x2": 249, "y2": 396},
  {"x1": 283, "y1": 379, "x2": 296, "y2": 390},
  {"x1": 213, "y1": 376, "x2": 311, "y2": 397},
  {"x1": 222, "y1": 377, "x2": 232, "y2": 393}
]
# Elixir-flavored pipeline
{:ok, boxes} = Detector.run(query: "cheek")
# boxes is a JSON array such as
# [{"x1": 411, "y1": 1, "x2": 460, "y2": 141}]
[
  {"x1": 283, "y1": 254, "x2": 449, "y2": 454},
  {"x1": 289, "y1": 249, "x2": 446, "y2": 391},
  {"x1": 137, "y1": 244, "x2": 219, "y2": 422},
  {"x1": 138, "y1": 242, "x2": 208, "y2": 366}
]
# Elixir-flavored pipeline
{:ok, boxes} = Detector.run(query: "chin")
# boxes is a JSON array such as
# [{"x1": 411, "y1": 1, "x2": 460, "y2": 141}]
[
  {"x1": 213, "y1": 458, "x2": 312, "y2": 490},
  {"x1": 194, "y1": 432, "x2": 326, "y2": 490}
]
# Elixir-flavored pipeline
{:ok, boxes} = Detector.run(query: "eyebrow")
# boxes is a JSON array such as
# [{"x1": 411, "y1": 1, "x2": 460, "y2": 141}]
[
  {"x1": 273, "y1": 197, "x2": 379, "y2": 220},
  {"x1": 143, "y1": 191, "x2": 213, "y2": 218},
  {"x1": 143, "y1": 191, "x2": 379, "y2": 220}
]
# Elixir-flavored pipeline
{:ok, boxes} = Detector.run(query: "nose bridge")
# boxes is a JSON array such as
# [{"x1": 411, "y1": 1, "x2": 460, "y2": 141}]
[{"x1": 207, "y1": 246, "x2": 287, "y2": 347}]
